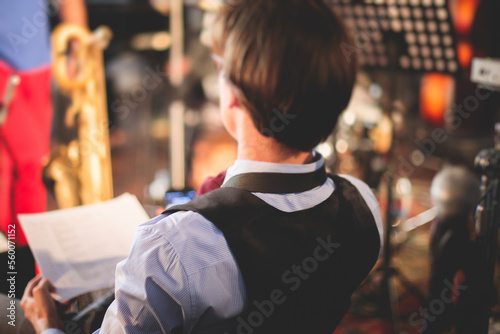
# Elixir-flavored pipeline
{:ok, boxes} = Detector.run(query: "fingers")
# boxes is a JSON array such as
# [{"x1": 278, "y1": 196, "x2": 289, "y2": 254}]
[
  {"x1": 21, "y1": 275, "x2": 42, "y2": 311},
  {"x1": 35, "y1": 278, "x2": 56, "y2": 293},
  {"x1": 23, "y1": 275, "x2": 43, "y2": 299},
  {"x1": 19, "y1": 276, "x2": 64, "y2": 333},
  {"x1": 21, "y1": 276, "x2": 57, "y2": 306},
  {"x1": 32, "y1": 278, "x2": 57, "y2": 301}
]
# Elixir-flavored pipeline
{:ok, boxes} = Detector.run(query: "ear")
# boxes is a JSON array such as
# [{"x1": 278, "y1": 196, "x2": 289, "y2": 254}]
[
  {"x1": 219, "y1": 76, "x2": 242, "y2": 111},
  {"x1": 228, "y1": 87, "x2": 241, "y2": 109}
]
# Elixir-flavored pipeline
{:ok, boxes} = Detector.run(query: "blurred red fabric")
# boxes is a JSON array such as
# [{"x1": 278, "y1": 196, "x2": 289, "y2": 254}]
[
  {"x1": 197, "y1": 170, "x2": 227, "y2": 196},
  {"x1": 0, "y1": 60, "x2": 52, "y2": 246}
]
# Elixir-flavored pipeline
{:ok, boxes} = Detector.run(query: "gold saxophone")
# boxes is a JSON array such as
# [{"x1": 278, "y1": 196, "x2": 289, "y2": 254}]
[{"x1": 45, "y1": 24, "x2": 113, "y2": 208}]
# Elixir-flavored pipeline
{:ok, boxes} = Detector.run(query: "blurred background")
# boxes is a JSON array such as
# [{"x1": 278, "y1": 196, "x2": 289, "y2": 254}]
[
  {"x1": 43, "y1": 0, "x2": 499, "y2": 205},
  {"x1": 11, "y1": 0, "x2": 500, "y2": 332}
]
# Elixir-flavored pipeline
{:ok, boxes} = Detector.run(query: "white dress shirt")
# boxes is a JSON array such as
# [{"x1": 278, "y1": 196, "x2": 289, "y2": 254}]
[{"x1": 43, "y1": 155, "x2": 383, "y2": 334}]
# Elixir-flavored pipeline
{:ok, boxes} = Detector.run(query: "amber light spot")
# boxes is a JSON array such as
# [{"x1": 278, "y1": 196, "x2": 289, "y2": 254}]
[{"x1": 420, "y1": 73, "x2": 454, "y2": 126}]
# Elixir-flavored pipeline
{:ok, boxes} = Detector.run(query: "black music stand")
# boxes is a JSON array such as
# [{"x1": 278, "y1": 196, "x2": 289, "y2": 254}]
[{"x1": 327, "y1": 0, "x2": 460, "y2": 332}]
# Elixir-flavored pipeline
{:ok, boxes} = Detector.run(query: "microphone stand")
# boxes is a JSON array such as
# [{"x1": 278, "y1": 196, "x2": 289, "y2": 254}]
[{"x1": 474, "y1": 123, "x2": 500, "y2": 333}]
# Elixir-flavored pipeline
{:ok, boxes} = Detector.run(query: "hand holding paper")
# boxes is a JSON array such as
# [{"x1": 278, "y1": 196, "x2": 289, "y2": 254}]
[{"x1": 18, "y1": 193, "x2": 150, "y2": 301}]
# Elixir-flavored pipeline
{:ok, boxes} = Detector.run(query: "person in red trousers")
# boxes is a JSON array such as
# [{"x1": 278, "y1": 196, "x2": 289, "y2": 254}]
[{"x1": 0, "y1": 0, "x2": 88, "y2": 297}]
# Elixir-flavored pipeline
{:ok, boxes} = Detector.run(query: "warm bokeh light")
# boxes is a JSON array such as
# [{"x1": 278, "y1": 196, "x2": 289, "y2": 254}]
[
  {"x1": 190, "y1": 130, "x2": 237, "y2": 190},
  {"x1": 420, "y1": 73, "x2": 454, "y2": 126},
  {"x1": 452, "y1": 0, "x2": 480, "y2": 34},
  {"x1": 457, "y1": 41, "x2": 474, "y2": 68}
]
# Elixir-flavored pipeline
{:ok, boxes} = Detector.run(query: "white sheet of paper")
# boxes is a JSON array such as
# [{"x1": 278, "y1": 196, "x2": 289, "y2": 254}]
[
  {"x1": 18, "y1": 193, "x2": 150, "y2": 301},
  {"x1": 0, "y1": 232, "x2": 8, "y2": 253}
]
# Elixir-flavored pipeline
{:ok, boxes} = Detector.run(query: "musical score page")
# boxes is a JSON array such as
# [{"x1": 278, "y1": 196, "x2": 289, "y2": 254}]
[{"x1": 18, "y1": 193, "x2": 150, "y2": 301}]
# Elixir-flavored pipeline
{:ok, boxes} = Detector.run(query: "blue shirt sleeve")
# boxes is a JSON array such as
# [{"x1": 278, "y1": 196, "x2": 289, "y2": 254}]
[
  {"x1": 41, "y1": 330, "x2": 65, "y2": 334},
  {"x1": 47, "y1": 212, "x2": 245, "y2": 334},
  {"x1": 98, "y1": 224, "x2": 192, "y2": 333}
]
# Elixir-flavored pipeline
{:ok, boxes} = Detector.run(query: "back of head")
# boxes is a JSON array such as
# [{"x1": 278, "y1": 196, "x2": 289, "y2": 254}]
[{"x1": 213, "y1": 0, "x2": 358, "y2": 151}]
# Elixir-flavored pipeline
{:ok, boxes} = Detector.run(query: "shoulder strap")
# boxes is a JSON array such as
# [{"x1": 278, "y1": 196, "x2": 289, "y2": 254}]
[{"x1": 162, "y1": 186, "x2": 267, "y2": 220}]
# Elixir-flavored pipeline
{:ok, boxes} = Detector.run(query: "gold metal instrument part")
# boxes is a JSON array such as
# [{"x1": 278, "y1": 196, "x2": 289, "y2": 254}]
[{"x1": 46, "y1": 24, "x2": 113, "y2": 208}]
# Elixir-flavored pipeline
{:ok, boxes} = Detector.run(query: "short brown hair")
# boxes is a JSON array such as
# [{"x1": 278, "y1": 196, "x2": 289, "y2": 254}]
[{"x1": 213, "y1": 0, "x2": 357, "y2": 152}]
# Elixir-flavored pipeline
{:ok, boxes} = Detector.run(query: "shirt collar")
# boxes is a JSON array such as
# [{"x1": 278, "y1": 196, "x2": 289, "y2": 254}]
[{"x1": 223, "y1": 151, "x2": 324, "y2": 185}]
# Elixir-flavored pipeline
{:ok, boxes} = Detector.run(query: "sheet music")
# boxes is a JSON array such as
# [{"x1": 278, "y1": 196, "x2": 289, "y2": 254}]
[
  {"x1": 18, "y1": 193, "x2": 150, "y2": 301},
  {"x1": 0, "y1": 233, "x2": 7, "y2": 253}
]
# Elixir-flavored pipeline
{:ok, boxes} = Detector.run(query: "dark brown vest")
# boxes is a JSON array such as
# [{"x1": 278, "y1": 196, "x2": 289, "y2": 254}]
[{"x1": 164, "y1": 172, "x2": 380, "y2": 334}]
